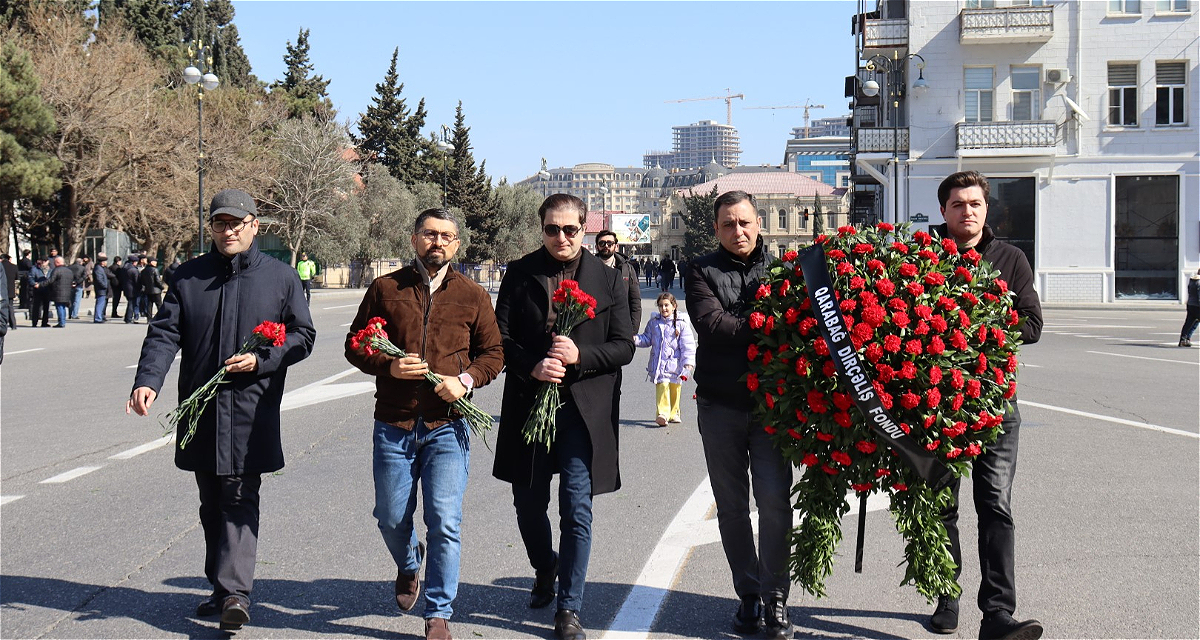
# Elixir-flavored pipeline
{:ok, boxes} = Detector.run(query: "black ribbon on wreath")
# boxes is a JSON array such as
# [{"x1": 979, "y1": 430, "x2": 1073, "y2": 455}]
[{"x1": 793, "y1": 243, "x2": 954, "y2": 572}]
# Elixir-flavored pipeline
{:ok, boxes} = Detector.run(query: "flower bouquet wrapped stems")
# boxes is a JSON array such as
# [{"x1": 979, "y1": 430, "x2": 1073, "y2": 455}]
[
  {"x1": 166, "y1": 321, "x2": 287, "y2": 449},
  {"x1": 522, "y1": 280, "x2": 597, "y2": 450},
  {"x1": 351, "y1": 317, "x2": 493, "y2": 439}
]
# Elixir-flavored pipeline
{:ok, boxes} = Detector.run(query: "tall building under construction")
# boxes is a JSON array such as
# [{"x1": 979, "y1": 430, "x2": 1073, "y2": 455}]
[{"x1": 643, "y1": 120, "x2": 740, "y2": 171}]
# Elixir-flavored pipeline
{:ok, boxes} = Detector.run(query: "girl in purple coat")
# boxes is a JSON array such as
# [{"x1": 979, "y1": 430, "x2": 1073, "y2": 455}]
[{"x1": 635, "y1": 292, "x2": 697, "y2": 426}]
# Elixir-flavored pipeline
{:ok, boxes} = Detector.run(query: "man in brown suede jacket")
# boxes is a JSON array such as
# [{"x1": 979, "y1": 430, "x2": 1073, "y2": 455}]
[{"x1": 344, "y1": 208, "x2": 504, "y2": 640}]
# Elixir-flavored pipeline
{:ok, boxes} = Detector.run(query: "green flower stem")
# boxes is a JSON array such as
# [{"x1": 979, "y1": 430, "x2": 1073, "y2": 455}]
[
  {"x1": 520, "y1": 305, "x2": 587, "y2": 450},
  {"x1": 166, "y1": 333, "x2": 269, "y2": 450}
]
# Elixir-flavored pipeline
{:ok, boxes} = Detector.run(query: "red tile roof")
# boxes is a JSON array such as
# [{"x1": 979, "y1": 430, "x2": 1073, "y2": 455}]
[
  {"x1": 676, "y1": 172, "x2": 841, "y2": 198},
  {"x1": 585, "y1": 211, "x2": 607, "y2": 233}
]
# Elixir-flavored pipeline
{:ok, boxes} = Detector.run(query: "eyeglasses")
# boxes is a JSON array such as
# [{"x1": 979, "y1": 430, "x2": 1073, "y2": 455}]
[
  {"x1": 595, "y1": 240, "x2": 616, "y2": 248},
  {"x1": 210, "y1": 218, "x2": 253, "y2": 233},
  {"x1": 544, "y1": 224, "x2": 581, "y2": 238},
  {"x1": 418, "y1": 230, "x2": 459, "y2": 244}
]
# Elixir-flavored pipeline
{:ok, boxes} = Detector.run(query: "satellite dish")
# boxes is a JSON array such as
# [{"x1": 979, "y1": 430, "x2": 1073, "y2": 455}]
[{"x1": 1062, "y1": 95, "x2": 1091, "y2": 122}]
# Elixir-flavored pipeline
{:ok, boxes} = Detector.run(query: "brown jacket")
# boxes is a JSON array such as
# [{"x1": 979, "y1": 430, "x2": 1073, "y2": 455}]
[{"x1": 344, "y1": 264, "x2": 504, "y2": 429}]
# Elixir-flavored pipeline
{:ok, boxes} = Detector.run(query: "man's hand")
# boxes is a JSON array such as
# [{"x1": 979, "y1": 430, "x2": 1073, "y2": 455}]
[
  {"x1": 224, "y1": 353, "x2": 258, "y2": 374},
  {"x1": 126, "y1": 387, "x2": 157, "y2": 416},
  {"x1": 433, "y1": 375, "x2": 467, "y2": 403},
  {"x1": 390, "y1": 356, "x2": 429, "y2": 380},
  {"x1": 532, "y1": 357, "x2": 565, "y2": 383},
  {"x1": 548, "y1": 335, "x2": 580, "y2": 365}
]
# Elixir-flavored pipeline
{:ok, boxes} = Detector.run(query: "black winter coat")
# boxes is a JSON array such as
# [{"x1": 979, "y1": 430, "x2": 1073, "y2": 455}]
[
  {"x1": 611, "y1": 252, "x2": 643, "y2": 331},
  {"x1": 684, "y1": 237, "x2": 773, "y2": 410},
  {"x1": 493, "y1": 248, "x2": 635, "y2": 495},
  {"x1": 122, "y1": 264, "x2": 140, "y2": 296},
  {"x1": 139, "y1": 265, "x2": 163, "y2": 295},
  {"x1": 47, "y1": 266, "x2": 74, "y2": 304},
  {"x1": 133, "y1": 241, "x2": 316, "y2": 475}
]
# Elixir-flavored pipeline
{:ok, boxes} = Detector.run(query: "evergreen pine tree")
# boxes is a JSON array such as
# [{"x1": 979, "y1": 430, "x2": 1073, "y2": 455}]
[
  {"x1": 356, "y1": 48, "x2": 410, "y2": 182},
  {"x1": 271, "y1": 28, "x2": 334, "y2": 120},
  {"x1": 0, "y1": 40, "x2": 62, "y2": 245},
  {"x1": 682, "y1": 185, "x2": 721, "y2": 259},
  {"x1": 445, "y1": 102, "x2": 495, "y2": 262},
  {"x1": 812, "y1": 192, "x2": 826, "y2": 236}
]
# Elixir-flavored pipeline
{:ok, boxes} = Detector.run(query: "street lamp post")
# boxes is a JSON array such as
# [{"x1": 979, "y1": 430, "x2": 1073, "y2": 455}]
[
  {"x1": 435, "y1": 126, "x2": 454, "y2": 208},
  {"x1": 538, "y1": 170, "x2": 551, "y2": 198},
  {"x1": 183, "y1": 39, "x2": 219, "y2": 255},
  {"x1": 861, "y1": 52, "x2": 926, "y2": 225}
]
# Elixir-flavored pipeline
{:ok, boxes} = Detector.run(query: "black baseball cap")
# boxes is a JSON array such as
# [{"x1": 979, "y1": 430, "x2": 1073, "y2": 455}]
[{"x1": 209, "y1": 189, "x2": 258, "y2": 219}]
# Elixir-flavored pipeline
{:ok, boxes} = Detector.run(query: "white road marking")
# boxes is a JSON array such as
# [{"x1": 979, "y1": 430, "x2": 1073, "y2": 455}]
[
  {"x1": 126, "y1": 354, "x2": 180, "y2": 369},
  {"x1": 1021, "y1": 363, "x2": 1042, "y2": 368},
  {"x1": 1043, "y1": 324, "x2": 1150, "y2": 329},
  {"x1": 5, "y1": 348, "x2": 45, "y2": 356},
  {"x1": 1018, "y1": 400, "x2": 1198, "y2": 439},
  {"x1": 40, "y1": 465, "x2": 104, "y2": 484},
  {"x1": 1058, "y1": 316, "x2": 1128, "y2": 320},
  {"x1": 280, "y1": 367, "x2": 374, "y2": 412},
  {"x1": 1116, "y1": 339, "x2": 1157, "y2": 343},
  {"x1": 1, "y1": 495, "x2": 24, "y2": 506},
  {"x1": 1151, "y1": 332, "x2": 1180, "y2": 335},
  {"x1": 1086, "y1": 351, "x2": 1199, "y2": 366},
  {"x1": 321, "y1": 303, "x2": 359, "y2": 310},
  {"x1": 339, "y1": 322, "x2": 352, "y2": 327},
  {"x1": 109, "y1": 434, "x2": 174, "y2": 460}
]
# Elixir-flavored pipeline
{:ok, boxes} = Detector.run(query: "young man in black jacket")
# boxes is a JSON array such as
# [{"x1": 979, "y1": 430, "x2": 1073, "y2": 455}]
[{"x1": 928, "y1": 171, "x2": 1044, "y2": 640}]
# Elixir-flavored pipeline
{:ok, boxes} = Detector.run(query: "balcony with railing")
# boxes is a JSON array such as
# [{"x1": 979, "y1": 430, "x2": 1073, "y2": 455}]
[
  {"x1": 960, "y1": 6, "x2": 1054, "y2": 44},
  {"x1": 856, "y1": 127, "x2": 909, "y2": 154},
  {"x1": 862, "y1": 17, "x2": 908, "y2": 50},
  {"x1": 955, "y1": 120, "x2": 1057, "y2": 156}
]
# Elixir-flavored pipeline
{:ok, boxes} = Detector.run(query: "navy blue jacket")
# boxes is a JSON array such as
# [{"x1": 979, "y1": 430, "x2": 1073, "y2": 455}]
[
  {"x1": 133, "y1": 241, "x2": 316, "y2": 475},
  {"x1": 92, "y1": 263, "x2": 109, "y2": 295}
]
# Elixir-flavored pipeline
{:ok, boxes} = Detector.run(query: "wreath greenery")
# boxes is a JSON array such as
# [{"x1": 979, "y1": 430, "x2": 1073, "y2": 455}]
[{"x1": 745, "y1": 222, "x2": 1024, "y2": 601}]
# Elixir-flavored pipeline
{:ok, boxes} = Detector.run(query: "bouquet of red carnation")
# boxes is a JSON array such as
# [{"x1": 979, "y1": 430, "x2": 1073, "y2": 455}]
[
  {"x1": 167, "y1": 321, "x2": 287, "y2": 450},
  {"x1": 522, "y1": 279, "x2": 596, "y2": 450},
  {"x1": 350, "y1": 316, "x2": 494, "y2": 439},
  {"x1": 746, "y1": 222, "x2": 1024, "y2": 601}
]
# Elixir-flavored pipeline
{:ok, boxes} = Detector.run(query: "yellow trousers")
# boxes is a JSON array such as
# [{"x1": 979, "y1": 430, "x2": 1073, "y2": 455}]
[{"x1": 655, "y1": 382, "x2": 682, "y2": 420}]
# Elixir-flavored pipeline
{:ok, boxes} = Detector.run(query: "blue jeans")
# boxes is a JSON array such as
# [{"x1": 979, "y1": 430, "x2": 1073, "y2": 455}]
[
  {"x1": 54, "y1": 303, "x2": 69, "y2": 327},
  {"x1": 373, "y1": 418, "x2": 470, "y2": 619},
  {"x1": 512, "y1": 400, "x2": 594, "y2": 612},
  {"x1": 94, "y1": 294, "x2": 107, "y2": 322},
  {"x1": 70, "y1": 287, "x2": 82, "y2": 318}
]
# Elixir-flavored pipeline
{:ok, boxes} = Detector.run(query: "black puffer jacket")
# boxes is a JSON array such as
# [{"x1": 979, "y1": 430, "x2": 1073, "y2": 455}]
[{"x1": 684, "y1": 237, "x2": 773, "y2": 409}]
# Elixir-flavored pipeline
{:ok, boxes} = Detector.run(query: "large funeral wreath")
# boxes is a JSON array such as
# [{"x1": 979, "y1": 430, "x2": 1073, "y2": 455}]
[{"x1": 745, "y1": 222, "x2": 1026, "y2": 601}]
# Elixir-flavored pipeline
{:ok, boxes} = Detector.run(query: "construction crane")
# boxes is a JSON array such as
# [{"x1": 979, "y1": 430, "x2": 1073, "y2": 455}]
[
  {"x1": 745, "y1": 99, "x2": 825, "y2": 137},
  {"x1": 665, "y1": 88, "x2": 744, "y2": 126}
]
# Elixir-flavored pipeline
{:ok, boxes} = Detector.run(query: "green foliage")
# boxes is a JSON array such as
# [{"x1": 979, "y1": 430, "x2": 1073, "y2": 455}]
[
  {"x1": 0, "y1": 40, "x2": 61, "y2": 204},
  {"x1": 355, "y1": 48, "x2": 429, "y2": 186},
  {"x1": 271, "y1": 28, "x2": 333, "y2": 120},
  {"x1": 682, "y1": 185, "x2": 720, "y2": 259},
  {"x1": 489, "y1": 182, "x2": 544, "y2": 264},
  {"x1": 2, "y1": 0, "x2": 90, "y2": 30},
  {"x1": 446, "y1": 102, "x2": 494, "y2": 263}
]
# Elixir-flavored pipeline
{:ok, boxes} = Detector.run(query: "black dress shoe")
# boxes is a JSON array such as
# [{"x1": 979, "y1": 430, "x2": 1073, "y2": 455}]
[
  {"x1": 762, "y1": 595, "x2": 792, "y2": 640},
  {"x1": 732, "y1": 595, "x2": 762, "y2": 635},
  {"x1": 219, "y1": 596, "x2": 250, "y2": 631},
  {"x1": 930, "y1": 595, "x2": 959, "y2": 634},
  {"x1": 980, "y1": 611, "x2": 1043, "y2": 640},
  {"x1": 195, "y1": 594, "x2": 221, "y2": 617},
  {"x1": 554, "y1": 609, "x2": 586, "y2": 640},
  {"x1": 529, "y1": 554, "x2": 558, "y2": 609}
]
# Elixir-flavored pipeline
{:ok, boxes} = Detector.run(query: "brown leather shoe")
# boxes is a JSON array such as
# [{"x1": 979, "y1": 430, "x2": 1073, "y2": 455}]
[
  {"x1": 395, "y1": 541, "x2": 425, "y2": 612},
  {"x1": 218, "y1": 596, "x2": 250, "y2": 631},
  {"x1": 425, "y1": 617, "x2": 453, "y2": 640}
]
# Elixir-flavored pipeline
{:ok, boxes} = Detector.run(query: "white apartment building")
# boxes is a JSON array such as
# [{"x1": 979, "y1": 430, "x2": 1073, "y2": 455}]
[
  {"x1": 851, "y1": 0, "x2": 1198, "y2": 302},
  {"x1": 643, "y1": 120, "x2": 742, "y2": 171},
  {"x1": 520, "y1": 163, "x2": 645, "y2": 214}
]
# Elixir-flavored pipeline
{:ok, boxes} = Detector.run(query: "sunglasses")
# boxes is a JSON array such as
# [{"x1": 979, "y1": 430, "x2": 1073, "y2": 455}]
[
  {"x1": 596, "y1": 240, "x2": 616, "y2": 248},
  {"x1": 544, "y1": 224, "x2": 581, "y2": 238}
]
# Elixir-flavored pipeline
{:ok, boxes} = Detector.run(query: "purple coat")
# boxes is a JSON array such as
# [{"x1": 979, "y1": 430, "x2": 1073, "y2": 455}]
[{"x1": 634, "y1": 311, "x2": 697, "y2": 384}]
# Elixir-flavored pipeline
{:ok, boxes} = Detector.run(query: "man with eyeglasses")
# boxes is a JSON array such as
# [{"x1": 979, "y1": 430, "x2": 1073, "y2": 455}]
[
  {"x1": 494, "y1": 194, "x2": 635, "y2": 640},
  {"x1": 593, "y1": 230, "x2": 641, "y2": 331},
  {"x1": 127, "y1": 188, "x2": 315, "y2": 633},
  {"x1": 344, "y1": 208, "x2": 504, "y2": 640}
]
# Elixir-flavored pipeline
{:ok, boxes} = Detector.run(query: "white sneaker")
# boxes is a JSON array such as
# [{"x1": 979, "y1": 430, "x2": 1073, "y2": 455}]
[
  {"x1": 668, "y1": 415, "x2": 682, "y2": 423},
  {"x1": 655, "y1": 415, "x2": 667, "y2": 426}
]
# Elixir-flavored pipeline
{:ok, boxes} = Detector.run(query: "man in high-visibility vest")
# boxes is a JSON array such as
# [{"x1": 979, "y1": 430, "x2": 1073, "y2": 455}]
[{"x1": 296, "y1": 252, "x2": 317, "y2": 304}]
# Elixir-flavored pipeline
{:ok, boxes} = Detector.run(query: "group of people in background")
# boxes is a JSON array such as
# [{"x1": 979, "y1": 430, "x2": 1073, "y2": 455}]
[
  {"x1": 627, "y1": 255, "x2": 685, "y2": 292},
  {"x1": 8, "y1": 249, "x2": 178, "y2": 327}
]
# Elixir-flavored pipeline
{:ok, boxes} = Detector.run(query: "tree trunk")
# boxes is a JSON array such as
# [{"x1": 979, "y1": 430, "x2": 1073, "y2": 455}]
[
  {"x1": 62, "y1": 182, "x2": 82, "y2": 262},
  {"x1": 0, "y1": 200, "x2": 12, "y2": 256}
]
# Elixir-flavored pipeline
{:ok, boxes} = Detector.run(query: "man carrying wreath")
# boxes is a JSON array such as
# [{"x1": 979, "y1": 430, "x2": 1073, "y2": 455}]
[
  {"x1": 127, "y1": 188, "x2": 316, "y2": 632},
  {"x1": 493, "y1": 194, "x2": 634, "y2": 640},
  {"x1": 928, "y1": 171, "x2": 1044, "y2": 640},
  {"x1": 344, "y1": 207, "x2": 504, "y2": 640}
]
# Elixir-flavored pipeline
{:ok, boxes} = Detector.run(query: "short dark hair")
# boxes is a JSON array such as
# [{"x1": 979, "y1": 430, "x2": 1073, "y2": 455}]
[
  {"x1": 938, "y1": 171, "x2": 990, "y2": 208},
  {"x1": 539, "y1": 193, "x2": 587, "y2": 225},
  {"x1": 413, "y1": 208, "x2": 459, "y2": 234},
  {"x1": 713, "y1": 190, "x2": 757, "y2": 217},
  {"x1": 596, "y1": 229, "x2": 617, "y2": 243}
]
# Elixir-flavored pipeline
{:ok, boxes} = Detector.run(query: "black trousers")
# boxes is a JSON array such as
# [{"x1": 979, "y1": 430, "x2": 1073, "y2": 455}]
[
  {"x1": 301, "y1": 279, "x2": 312, "y2": 303},
  {"x1": 942, "y1": 405, "x2": 1022, "y2": 615},
  {"x1": 195, "y1": 472, "x2": 262, "y2": 603},
  {"x1": 111, "y1": 288, "x2": 122, "y2": 318},
  {"x1": 30, "y1": 291, "x2": 50, "y2": 326}
]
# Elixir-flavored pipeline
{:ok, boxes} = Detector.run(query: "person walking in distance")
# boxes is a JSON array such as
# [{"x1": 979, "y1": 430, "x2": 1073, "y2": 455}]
[
  {"x1": 139, "y1": 256, "x2": 164, "y2": 320},
  {"x1": 1, "y1": 254, "x2": 17, "y2": 331},
  {"x1": 1179, "y1": 269, "x2": 1200, "y2": 347},
  {"x1": 47, "y1": 257, "x2": 74, "y2": 328},
  {"x1": 296, "y1": 252, "x2": 317, "y2": 304},
  {"x1": 127, "y1": 188, "x2": 316, "y2": 633},
  {"x1": 92, "y1": 254, "x2": 110, "y2": 323},
  {"x1": 109, "y1": 256, "x2": 124, "y2": 319},
  {"x1": 27, "y1": 257, "x2": 50, "y2": 327}
]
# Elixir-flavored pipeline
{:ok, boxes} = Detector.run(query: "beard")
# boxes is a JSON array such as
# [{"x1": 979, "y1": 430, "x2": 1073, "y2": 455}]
[{"x1": 419, "y1": 249, "x2": 448, "y2": 271}]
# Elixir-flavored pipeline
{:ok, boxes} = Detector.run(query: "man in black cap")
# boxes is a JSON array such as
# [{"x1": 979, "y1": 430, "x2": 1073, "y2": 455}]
[
  {"x1": 121, "y1": 254, "x2": 141, "y2": 323},
  {"x1": 92, "y1": 254, "x2": 110, "y2": 323},
  {"x1": 139, "y1": 256, "x2": 164, "y2": 320},
  {"x1": 128, "y1": 188, "x2": 316, "y2": 632}
]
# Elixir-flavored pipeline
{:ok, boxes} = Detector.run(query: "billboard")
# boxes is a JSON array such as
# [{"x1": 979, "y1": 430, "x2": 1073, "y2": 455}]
[{"x1": 610, "y1": 214, "x2": 651, "y2": 245}]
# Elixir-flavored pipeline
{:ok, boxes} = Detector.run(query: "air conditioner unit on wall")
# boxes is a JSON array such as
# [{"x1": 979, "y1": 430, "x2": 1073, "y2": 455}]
[{"x1": 1046, "y1": 68, "x2": 1072, "y2": 84}]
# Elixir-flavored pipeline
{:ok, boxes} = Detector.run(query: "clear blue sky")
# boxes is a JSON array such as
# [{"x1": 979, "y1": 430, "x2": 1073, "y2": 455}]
[{"x1": 230, "y1": 0, "x2": 859, "y2": 183}]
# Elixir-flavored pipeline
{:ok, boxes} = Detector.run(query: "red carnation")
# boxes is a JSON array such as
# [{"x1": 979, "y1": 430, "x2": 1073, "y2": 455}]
[
  {"x1": 951, "y1": 368, "x2": 965, "y2": 389},
  {"x1": 893, "y1": 483, "x2": 908, "y2": 491},
  {"x1": 746, "y1": 373, "x2": 759, "y2": 391},
  {"x1": 778, "y1": 280, "x2": 790, "y2": 297},
  {"x1": 762, "y1": 349, "x2": 773, "y2": 366},
  {"x1": 924, "y1": 272, "x2": 946, "y2": 286},
  {"x1": 815, "y1": 431, "x2": 834, "y2": 442},
  {"x1": 925, "y1": 387, "x2": 942, "y2": 408},
  {"x1": 783, "y1": 249, "x2": 798, "y2": 261},
  {"x1": 827, "y1": 249, "x2": 846, "y2": 259},
  {"x1": 900, "y1": 361, "x2": 918, "y2": 379},
  {"x1": 898, "y1": 263, "x2": 918, "y2": 278},
  {"x1": 991, "y1": 327, "x2": 1006, "y2": 347},
  {"x1": 849, "y1": 275, "x2": 866, "y2": 290},
  {"x1": 807, "y1": 390, "x2": 829, "y2": 413},
  {"x1": 836, "y1": 261, "x2": 854, "y2": 276},
  {"x1": 888, "y1": 297, "x2": 908, "y2": 311},
  {"x1": 749, "y1": 312, "x2": 766, "y2": 329},
  {"x1": 802, "y1": 453, "x2": 819, "y2": 466},
  {"x1": 830, "y1": 451, "x2": 852, "y2": 466},
  {"x1": 950, "y1": 329, "x2": 968, "y2": 350},
  {"x1": 785, "y1": 307, "x2": 801, "y2": 325},
  {"x1": 764, "y1": 425, "x2": 777, "y2": 435},
  {"x1": 813, "y1": 337, "x2": 829, "y2": 356},
  {"x1": 852, "y1": 242, "x2": 873, "y2": 255},
  {"x1": 877, "y1": 222, "x2": 895, "y2": 232},
  {"x1": 900, "y1": 392, "x2": 920, "y2": 409},
  {"x1": 834, "y1": 411, "x2": 852, "y2": 428},
  {"x1": 913, "y1": 231, "x2": 933, "y2": 246},
  {"x1": 941, "y1": 238, "x2": 958, "y2": 254},
  {"x1": 892, "y1": 311, "x2": 911, "y2": 329},
  {"x1": 914, "y1": 320, "x2": 930, "y2": 336},
  {"x1": 876, "y1": 363, "x2": 895, "y2": 383},
  {"x1": 951, "y1": 393, "x2": 964, "y2": 411},
  {"x1": 795, "y1": 409, "x2": 808, "y2": 423},
  {"x1": 837, "y1": 225, "x2": 857, "y2": 236},
  {"x1": 832, "y1": 392, "x2": 853, "y2": 410},
  {"x1": 995, "y1": 278, "x2": 1009, "y2": 294},
  {"x1": 946, "y1": 447, "x2": 963, "y2": 460},
  {"x1": 883, "y1": 335, "x2": 902, "y2": 352},
  {"x1": 963, "y1": 248, "x2": 981, "y2": 265},
  {"x1": 787, "y1": 428, "x2": 803, "y2": 440},
  {"x1": 862, "y1": 304, "x2": 886, "y2": 327},
  {"x1": 840, "y1": 298, "x2": 858, "y2": 313},
  {"x1": 905, "y1": 339, "x2": 922, "y2": 355},
  {"x1": 795, "y1": 357, "x2": 810, "y2": 376},
  {"x1": 864, "y1": 342, "x2": 884, "y2": 363},
  {"x1": 918, "y1": 249, "x2": 940, "y2": 265},
  {"x1": 966, "y1": 379, "x2": 982, "y2": 398},
  {"x1": 1006, "y1": 354, "x2": 1019, "y2": 373},
  {"x1": 955, "y1": 266, "x2": 973, "y2": 283},
  {"x1": 822, "y1": 464, "x2": 839, "y2": 475},
  {"x1": 765, "y1": 393, "x2": 775, "y2": 409},
  {"x1": 856, "y1": 440, "x2": 877, "y2": 454},
  {"x1": 867, "y1": 259, "x2": 885, "y2": 275},
  {"x1": 930, "y1": 315, "x2": 948, "y2": 333},
  {"x1": 965, "y1": 443, "x2": 982, "y2": 457},
  {"x1": 756, "y1": 284, "x2": 772, "y2": 300},
  {"x1": 926, "y1": 336, "x2": 946, "y2": 355},
  {"x1": 798, "y1": 317, "x2": 817, "y2": 335},
  {"x1": 942, "y1": 421, "x2": 966, "y2": 438},
  {"x1": 875, "y1": 279, "x2": 896, "y2": 296},
  {"x1": 747, "y1": 344, "x2": 759, "y2": 361},
  {"x1": 891, "y1": 242, "x2": 910, "y2": 254},
  {"x1": 853, "y1": 323, "x2": 875, "y2": 344},
  {"x1": 929, "y1": 365, "x2": 943, "y2": 385},
  {"x1": 925, "y1": 439, "x2": 941, "y2": 451}
]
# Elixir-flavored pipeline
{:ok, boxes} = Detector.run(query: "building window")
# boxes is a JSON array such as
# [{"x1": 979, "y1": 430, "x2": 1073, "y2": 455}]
[
  {"x1": 778, "y1": 209, "x2": 788, "y2": 229},
  {"x1": 965, "y1": 67, "x2": 994, "y2": 122},
  {"x1": 1155, "y1": 0, "x2": 1189, "y2": 12},
  {"x1": 1108, "y1": 63, "x2": 1138, "y2": 126},
  {"x1": 1115, "y1": 175, "x2": 1179, "y2": 299},
  {"x1": 965, "y1": 0, "x2": 996, "y2": 7},
  {"x1": 987, "y1": 177, "x2": 1037, "y2": 270},
  {"x1": 671, "y1": 215, "x2": 680, "y2": 230},
  {"x1": 1012, "y1": 66, "x2": 1041, "y2": 120},
  {"x1": 1156, "y1": 62, "x2": 1187, "y2": 126},
  {"x1": 1108, "y1": 0, "x2": 1141, "y2": 12},
  {"x1": 1012, "y1": 0, "x2": 1046, "y2": 5}
]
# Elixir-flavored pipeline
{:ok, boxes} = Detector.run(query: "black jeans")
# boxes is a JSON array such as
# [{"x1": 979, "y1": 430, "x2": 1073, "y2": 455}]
[
  {"x1": 301, "y1": 279, "x2": 312, "y2": 303},
  {"x1": 30, "y1": 291, "x2": 50, "y2": 326},
  {"x1": 942, "y1": 405, "x2": 1022, "y2": 615},
  {"x1": 110, "y1": 288, "x2": 122, "y2": 318},
  {"x1": 1180, "y1": 305, "x2": 1200, "y2": 341},
  {"x1": 195, "y1": 472, "x2": 262, "y2": 603}
]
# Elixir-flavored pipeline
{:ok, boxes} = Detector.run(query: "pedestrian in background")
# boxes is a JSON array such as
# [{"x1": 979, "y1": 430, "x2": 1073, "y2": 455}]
[
  {"x1": 1, "y1": 254, "x2": 17, "y2": 331},
  {"x1": 0, "y1": 264, "x2": 9, "y2": 363},
  {"x1": 68, "y1": 257, "x2": 86, "y2": 319},
  {"x1": 634, "y1": 292, "x2": 695, "y2": 426},
  {"x1": 47, "y1": 256, "x2": 74, "y2": 328},
  {"x1": 296, "y1": 252, "x2": 317, "y2": 304},
  {"x1": 658, "y1": 255, "x2": 676, "y2": 291},
  {"x1": 121, "y1": 255, "x2": 140, "y2": 323},
  {"x1": 127, "y1": 188, "x2": 315, "y2": 633},
  {"x1": 109, "y1": 256, "x2": 123, "y2": 319},
  {"x1": 92, "y1": 254, "x2": 110, "y2": 323},
  {"x1": 164, "y1": 258, "x2": 181, "y2": 289},
  {"x1": 1179, "y1": 269, "x2": 1200, "y2": 347},
  {"x1": 27, "y1": 257, "x2": 50, "y2": 327},
  {"x1": 140, "y1": 256, "x2": 164, "y2": 320},
  {"x1": 17, "y1": 249, "x2": 32, "y2": 309}
]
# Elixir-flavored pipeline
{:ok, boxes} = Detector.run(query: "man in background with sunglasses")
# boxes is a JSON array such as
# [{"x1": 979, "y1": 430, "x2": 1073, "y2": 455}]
[
  {"x1": 494, "y1": 194, "x2": 635, "y2": 640},
  {"x1": 593, "y1": 230, "x2": 641, "y2": 331},
  {"x1": 127, "y1": 188, "x2": 315, "y2": 633}
]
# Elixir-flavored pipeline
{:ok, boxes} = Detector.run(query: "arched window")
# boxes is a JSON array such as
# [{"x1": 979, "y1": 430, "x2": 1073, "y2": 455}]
[{"x1": 778, "y1": 209, "x2": 788, "y2": 229}]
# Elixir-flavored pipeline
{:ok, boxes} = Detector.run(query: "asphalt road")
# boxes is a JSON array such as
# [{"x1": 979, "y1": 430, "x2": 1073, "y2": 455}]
[{"x1": 1, "y1": 287, "x2": 1197, "y2": 640}]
